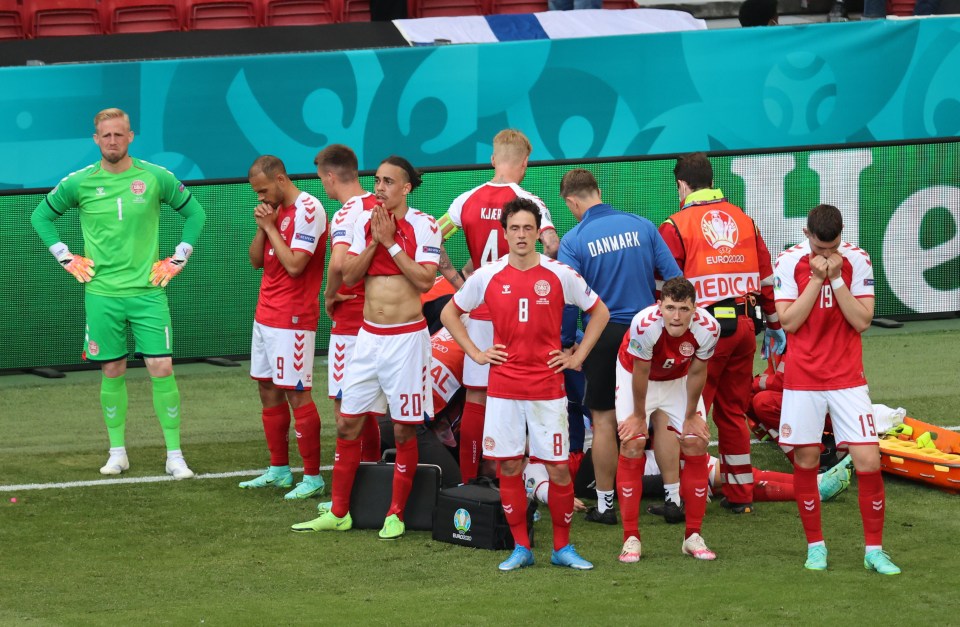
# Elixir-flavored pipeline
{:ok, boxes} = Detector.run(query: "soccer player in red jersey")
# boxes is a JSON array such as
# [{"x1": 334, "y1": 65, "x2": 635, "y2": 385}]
[
  {"x1": 614, "y1": 277, "x2": 721, "y2": 562},
  {"x1": 293, "y1": 156, "x2": 440, "y2": 540},
  {"x1": 436, "y1": 130, "x2": 560, "y2": 484},
  {"x1": 241, "y1": 156, "x2": 328, "y2": 499},
  {"x1": 441, "y1": 197, "x2": 610, "y2": 571},
  {"x1": 315, "y1": 145, "x2": 382, "y2": 462},
  {"x1": 775, "y1": 203, "x2": 900, "y2": 575}
]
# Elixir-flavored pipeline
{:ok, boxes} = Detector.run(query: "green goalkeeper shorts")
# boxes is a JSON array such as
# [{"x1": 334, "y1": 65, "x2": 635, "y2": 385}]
[{"x1": 84, "y1": 291, "x2": 174, "y2": 362}]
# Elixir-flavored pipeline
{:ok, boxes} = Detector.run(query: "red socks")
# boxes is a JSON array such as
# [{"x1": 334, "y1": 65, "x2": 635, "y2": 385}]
[
  {"x1": 386, "y1": 438, "x2": 418, "y2": 519},
  {"x1": 793, "y1": 464, "x2": 823, "y2": 544},
  {"x1": 752, "y1": 468, "x2": 795, "y2": 502},
  {"x1": 459, "y1": 401, "x2": 486, "y2": 483},
  {"x1": 617, "y1": 454, "x2": 645, "y2": 541},
  {"x1": 548, "y1": 478, "x2": 574, "y2": 551},
  {"x1": 261, "y1": 404, "x2": 291, "y2": 466},
  {"x1": 681, "y1": 453, "x2": 709, "y2": 538},
  {"x1": 499, "y1": 473, "x2": 530, "y2": 549},
  {"x1": 331, "y1": 437, "x2": 362, "y2": 518},
  {"x1": 857, "y1": 470, "x2": 885, "y2": 547},
  {"x1": 359, "y1": 415, "x2": 381, "y2": 462},
  {"x1": 292, "y1": 403, "x2": 321, "y2": 476}
]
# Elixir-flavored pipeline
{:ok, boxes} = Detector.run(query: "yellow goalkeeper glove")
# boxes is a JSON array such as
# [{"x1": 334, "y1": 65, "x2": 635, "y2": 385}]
[
  {"x1": 150, "y1": 242, "x2": 193, "y2": 287},
  {"x1": 51, "y1": 243, "x2": 95, "y2": 283}
]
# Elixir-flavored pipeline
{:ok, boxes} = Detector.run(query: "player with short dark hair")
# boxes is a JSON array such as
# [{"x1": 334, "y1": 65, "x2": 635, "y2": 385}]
[
  {"x1": 774, "y1": 204, "x2": 900, "y2": 575},
  {"x1": 441, "y1": 197, "x2": 610, "y2": 572},
  {"x1": 239, "y1": 155, "x2": 328, "y2": 499},
  {"x1": 435, "y1": 130, "x2": 560, "y2": 484},
  {"x1": 738, "y1": 0, "x2": 778, "y2": 26},
  {"x1": 558, "y1": 167, "x2": 682, "y2": 526},
  {"x1": 292, "y1": 156, "x2": 440, "y2": 541},
  {"x1": 315, "y1": 144, "x2": 382, "y2": 463},
  {"x1": 30, "y1": 107, "x2": 205, "y2": 479},
  {"x1": 614, "y1": 277, "x2": 721, "y2": 562}
]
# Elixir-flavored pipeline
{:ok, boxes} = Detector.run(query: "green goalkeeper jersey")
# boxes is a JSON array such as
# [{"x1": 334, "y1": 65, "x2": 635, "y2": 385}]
[{"x1": 33, "y1": 158, "x2": 205, "y2": 297}]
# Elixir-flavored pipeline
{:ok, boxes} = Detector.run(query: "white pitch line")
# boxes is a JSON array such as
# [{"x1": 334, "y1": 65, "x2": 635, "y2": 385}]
[
  {"x1": 3, "y1": 425, "x2": 958, "y2": 493},
  {"x1": 0, "y1": 465, "x2": 332, "y2": 492}
]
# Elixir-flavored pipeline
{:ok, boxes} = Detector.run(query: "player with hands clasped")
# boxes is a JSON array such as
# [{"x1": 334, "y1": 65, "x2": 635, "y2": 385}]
[
  {"x1": 240, "y1": 156, "x2": 328, "y2": 499},
  {"x1": 774, "y1": 204, "x2": 900, "y2": 575},
  {"x1": 441, "y1": 197, "x2": 610, "y2": 572},
  {"x1": 614, "y1": 277, "x2": 721, "y2": 563},
  {"x1": 30, "y1": 107, "x2": 205, "y2": 479}
]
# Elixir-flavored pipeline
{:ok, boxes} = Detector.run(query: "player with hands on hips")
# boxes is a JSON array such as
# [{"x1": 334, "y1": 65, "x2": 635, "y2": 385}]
[{"x1": 613, "y1": 277, "x2": 721, "y2": 563}]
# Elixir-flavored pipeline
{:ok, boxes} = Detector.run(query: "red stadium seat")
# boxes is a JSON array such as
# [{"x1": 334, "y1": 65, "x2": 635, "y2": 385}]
[
  {"x1": 0, "y1": 0, "x2": 25, "y2": 40},
  {"x1": 184, "y1": 0, "x2": 259, "y2": 29},
  {"x1": 25, "y1": 0, "x2": 102, "y2": 37},
  {"x1": 102, "y1": 0, "x2": 182, "y2": 33},
  {"x1": 602, "y1": 0, "x2": 638, "y2": 8},
  {"x1": 341, "y1": 0, "x2": 370, "y2": 21},
  {"x1": 263, "y1": 0, "x2": 339, "y2": 24},
  {"x1": 414, "y1": 0, "x2": 485, "y2": 17},
  {"x1": 488, "y1": 0, "x2": 547, "y2": 12}
]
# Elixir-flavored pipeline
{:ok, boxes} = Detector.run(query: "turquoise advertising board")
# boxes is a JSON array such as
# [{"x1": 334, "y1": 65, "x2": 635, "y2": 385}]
[{"x1": 4, "y1": 18, "x2": 960, "y2": 189}]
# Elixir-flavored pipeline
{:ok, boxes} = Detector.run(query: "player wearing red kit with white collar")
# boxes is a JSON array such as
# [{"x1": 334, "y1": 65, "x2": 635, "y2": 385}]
[
  {"x1": 441, "y1": 197, "x2": 609, "y2": 572},
  {"x1": 315, "y1": 144, "x2": 382, "y2": 462},
  {"x1": 613, "y1": 277, "x2": 720, "y2": 563},
  {"x1": 774, "y1": 203, "x2": 900, "y2": 575}
]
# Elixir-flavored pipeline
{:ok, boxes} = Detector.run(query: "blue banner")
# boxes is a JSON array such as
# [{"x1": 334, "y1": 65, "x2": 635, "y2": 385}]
[{"x1": 3, "y1": 17, "x2": 960, "y2": 189}]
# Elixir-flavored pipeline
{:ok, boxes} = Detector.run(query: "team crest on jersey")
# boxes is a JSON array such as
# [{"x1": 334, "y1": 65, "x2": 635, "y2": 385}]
[
  {"x1": 130, "y1": 180, "x2": 146, "y2": 195},
  {"x1": 780, "y1": 424, "x2": 792, "y2": 438},
  {"x1": 700, "y1": 210, "x2": 739, "y2": 251},
  {"x1": 534, "y1": 280, "x2": 551, "y2": 296},
  {"x1": 88, "y1": 340, "x2": 100, "y2": 356},
  {"x1": 280, "y1": 217, "x2": 292, "y2": 231},
  {"x1": 483, "y1": 436, "x2": 495, "y2": 451},
  {"x1": 679, "y1": 341, "x2": 695, "y2": 357}
]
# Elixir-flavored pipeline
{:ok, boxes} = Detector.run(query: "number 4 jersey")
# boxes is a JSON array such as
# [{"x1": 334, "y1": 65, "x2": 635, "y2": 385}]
[{"x1": 451, "y1": 256, "x2": 600, "y2": 400}]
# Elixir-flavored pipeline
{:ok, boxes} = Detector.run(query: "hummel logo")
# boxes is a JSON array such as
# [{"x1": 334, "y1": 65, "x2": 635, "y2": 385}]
[
  {"x1": 503, "y1": 504, "x2": 514, "y2": 514},
  {"x1": 803, "y1": 499, "x2": 816, "y2": 511},
  {"x1": 105, "y1": 406, "x2": 117, "y2": 418},
  {"x1": 295, "y1": 430, "x2": 302, "y2": 439},
  {"x1": 501, "y1": 285, "x2": 511, "y2": 294},
  {"x1": 396, "y1": 464, "x2": 407, "y2": 473},
  {"x1": 166, "y1": 407, "x2": 178, "y2": 418},
  {"x1": 622, "y1": 487, "x2": 634, "y2": 497},
  {"x1": 872, "y1": 500, "x2": 883, "y2": 511},
  {"x1": 563, "y1": 513, "x2": 573, "y2": 524},
  {"x1": 695, "y1": 488, "x2": 707, "y2": 497}
]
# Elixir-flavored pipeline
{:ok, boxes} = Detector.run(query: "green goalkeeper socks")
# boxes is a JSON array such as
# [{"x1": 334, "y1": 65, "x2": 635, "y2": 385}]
[
  {"x1": 152, "y1": 374, "x2": 182, "y2": 452},
  {"x1": 100, "y1": 375, "x2": 128, "y2": 448}
]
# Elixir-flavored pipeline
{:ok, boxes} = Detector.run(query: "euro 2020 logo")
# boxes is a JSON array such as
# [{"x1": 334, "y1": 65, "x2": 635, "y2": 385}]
[
  {"x1": 454, "y1": 508, "x2": 471, "y2": 533},
  {"x1": 700, "y1": 210, "x2": 739, "y2": 253}
]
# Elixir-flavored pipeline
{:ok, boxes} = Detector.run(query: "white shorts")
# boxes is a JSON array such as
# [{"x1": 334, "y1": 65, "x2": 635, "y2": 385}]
[
  {"x1": 614, "y1": 362, "x2": 706, "y2": 434},
  {"x1": 250, "y1": 322, "x2": 315, "y2": 390},
  {"x1": 780, "y1": 386, "x2": 877, "y2": 448},
  {"x1": 339, "y1": 320, "x2": 433, "y2": 424},
  {"x1": 462, "y1": 317, "x2": 492, "y2": 388},
  {"x1": 483, "y1": 396, "x2": 568, "y2": 462},
  {"x1": 327, "y1": 333, "x2": 357, "y2": 400}
]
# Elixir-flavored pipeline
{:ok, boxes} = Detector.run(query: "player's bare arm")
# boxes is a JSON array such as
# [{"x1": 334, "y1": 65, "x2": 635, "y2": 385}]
[
  {"x1": 254, "y1": 202, "x2": 311, "y2": 278},
  {"x1": 437, "y1": 245, "x2": 464, "y2": 290},
  {"x1": 777, "y1": 255, "x2": 828, "y2": 333},
  {"x1": 548, "y1": 300, "x2": 609, "y2": 373},
  {"x1": 341, "y1": 238, "x2": 377, "y2": 287},
  {"x1": 539, "y1": 227, "x2": 560, "y2": 259},
  {"x1": 323, "y1": 243, "x2": 355, "y2": 318},
  {"x1": 681, "y1": 358, "x2": 711, "y2": 442},
  {"x1": 618, "y1": 359, "x2": 651, "y2": 441},
  {"x1": 826, "y1": 252, "x2": 874, "y2": 333},
  {"x1": 440, "y1": 300, "x2": 507, "y2": 365},
  {"x1": 249, "y1": 220, "x2": 268, "y2": 270}
]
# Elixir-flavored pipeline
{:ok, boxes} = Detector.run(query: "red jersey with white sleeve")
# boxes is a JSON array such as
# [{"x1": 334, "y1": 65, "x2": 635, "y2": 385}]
[
  {"x1": 617, "y1": 305, "x2": 720, "y2": 381},
  {"x1": 255, "y1": 192, "x2": 328, "y2": 331},
  {"x1": 447, "y1": 183, "x2": 556, "y2": 321},
  {"x1": 347, "y1": 207, "x2": 441, "y2": 275},
  {"x1": 430, "y1": 327, "x2": 464, "y2": 414},
  {"x1": 774, "y1": 240, "x2": 874, "y2": 391},
  {"x1": 329, "y1": 192, "x2": 378, "y2": 336},
  {"x1": 452, "y1": 255, "x2": 600, "y2": 400}
]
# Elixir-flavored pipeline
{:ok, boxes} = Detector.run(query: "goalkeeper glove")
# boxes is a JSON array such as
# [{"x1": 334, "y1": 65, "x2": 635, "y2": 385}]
[
  {"x1": 150, "y1": 242, "x2": 193, "y2": 287},
  {"x1": 761, "y1": 326, "x2": 787, "y2": 359},
  {"x1": 51, "y1": 243, "x2": 95, "y2": 283}
]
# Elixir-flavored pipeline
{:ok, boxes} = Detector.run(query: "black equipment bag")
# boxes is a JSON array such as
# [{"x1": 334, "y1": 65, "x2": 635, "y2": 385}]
[
  {"x1": 432, "y1": 478, "x2": 536, "y2": 550},
  {"x1": 349, "y1": 462, "x2": 441, "y2": 531}
]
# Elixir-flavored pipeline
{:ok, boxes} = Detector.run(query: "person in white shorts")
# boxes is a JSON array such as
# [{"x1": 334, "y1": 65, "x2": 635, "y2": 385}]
[
  {"x1": 614, "y1": 277, "x2": 720, "y2": 563},
  {"x1": 441, "y1": 197, "x2": 609, "y2": 572},
  {"x1": 243, "y1": 156, "x2": 328, "y2": 500},
  {"x1": 775, "y1": 203, "x2": 900, "y2": 575}
]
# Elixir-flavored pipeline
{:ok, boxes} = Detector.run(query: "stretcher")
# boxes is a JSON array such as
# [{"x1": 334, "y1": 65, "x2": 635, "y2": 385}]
[{"x1": 879, "y1": 417, "x2": 960, "y2": 493}]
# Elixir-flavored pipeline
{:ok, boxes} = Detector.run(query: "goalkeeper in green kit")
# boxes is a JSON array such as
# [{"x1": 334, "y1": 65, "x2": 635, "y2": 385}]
[{"x1": 30, "y1": 108, "x2": 206, "y2": 479}]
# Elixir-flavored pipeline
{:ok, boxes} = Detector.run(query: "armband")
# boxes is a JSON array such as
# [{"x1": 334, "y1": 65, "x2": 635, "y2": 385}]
[
  {"x1": 437, "y1": 214, "x2": 459, "y2": 241},
  {"x1": 830, "y1": 276, "x2": 845, "y2": 291},
  {"x1": 388, "y1": 243, "x2": 402, "y2": 257}
]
